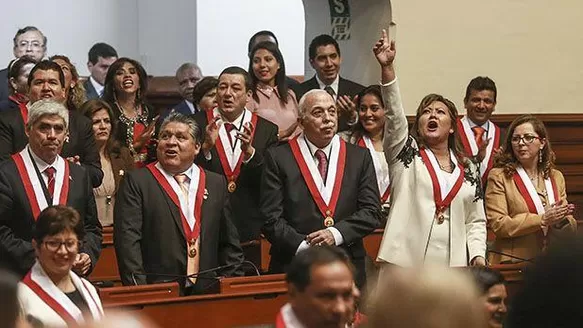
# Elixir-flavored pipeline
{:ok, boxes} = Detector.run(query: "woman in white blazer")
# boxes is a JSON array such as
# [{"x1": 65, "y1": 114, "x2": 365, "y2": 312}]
[
  {"x1": 18, "y1": 205, "x2": 104, "y2": 327},
  {"x1": 373, "y1": 30, "x2": 487, "y2": 267}
]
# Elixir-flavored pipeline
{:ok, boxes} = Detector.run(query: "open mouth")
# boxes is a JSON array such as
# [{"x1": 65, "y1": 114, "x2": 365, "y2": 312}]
[
  {"x1": 427, "y1": 121, "x2": 438, "y2": 131},
  {"x1": 122, "y1": 79, "x2": 134, "y2": 88},
  {"x1": 165, "y1": 149, "x2": 178, "y2": 157}
]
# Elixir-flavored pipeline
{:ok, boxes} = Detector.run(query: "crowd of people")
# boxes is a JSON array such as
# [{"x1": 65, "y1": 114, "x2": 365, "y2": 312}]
[{"x1": 0, "y1": 24, "x2": 579, "y2": 328}]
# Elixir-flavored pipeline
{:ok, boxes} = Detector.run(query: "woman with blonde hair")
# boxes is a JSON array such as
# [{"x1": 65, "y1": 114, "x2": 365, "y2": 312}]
[
  {"x1": 486, "y1": 114, "x2": 576, "y2": 264},
  {"x1": 50, "y1": 55, "x2": 86, "y2": 111}
]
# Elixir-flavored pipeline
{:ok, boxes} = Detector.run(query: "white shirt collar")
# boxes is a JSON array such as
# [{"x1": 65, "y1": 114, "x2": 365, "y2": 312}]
[
  {"x1": 316, "y1": 74, "x2": 340, "y2": 98},
  {"x1": 27, "y1": 144, "x2": 56, "y2": 170},
  {"x1": 185, "y1": 100, "x2": 195, "y2": 114},
  {"x1": 466, "y1": 117, "x2": 489, "y2": 131},
  {"x1": 89, "y1": 76, "x2": 104, "y2": 96},
  {"x1": 303, "y1": 134, "x2": 333, "y2": 159},
  {"x1": 215, "y1": 108, "x2": 249, "y2": 129}
]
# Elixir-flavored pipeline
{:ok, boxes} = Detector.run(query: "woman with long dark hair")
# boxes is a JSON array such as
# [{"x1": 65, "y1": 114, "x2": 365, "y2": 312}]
[
  {"x1": 247, "y1": 41, "x2": 299, "y2": 141},
  {"x1": 102, "y1": 57, "x2": 157, "y2": 167}
]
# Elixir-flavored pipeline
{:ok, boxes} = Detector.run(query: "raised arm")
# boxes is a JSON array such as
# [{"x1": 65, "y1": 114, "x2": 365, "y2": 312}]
[{"x1": 373, "y1": 29, "x2": 408, "y2": 165}]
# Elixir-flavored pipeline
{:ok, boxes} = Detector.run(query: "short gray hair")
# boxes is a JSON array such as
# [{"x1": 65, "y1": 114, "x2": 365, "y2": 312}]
[
  {"x1": 27, "y1": 99, "x2": 69, "y2": 130},
  {"x1": 297, "y1": 89, "x2": 334, "y2": 119},
  {"x1": 175, "y1": 62, "x2": 202, "y2": 78},
  {"x1": 160, "y1": 112, "x2": 201, "y2": 143}
]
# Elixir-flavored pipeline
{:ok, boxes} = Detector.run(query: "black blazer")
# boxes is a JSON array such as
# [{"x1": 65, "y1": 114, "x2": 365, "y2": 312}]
[
  {"x1": 83, "y1": 79, "x2": 100, "y2": 100},
  {"x1": 192, "y1": 111, "x2": 279, "y2": 242},
  {"x1": 0, "y1": 97, "x2": 18, "y2": 112},
  {"x1": 260, "y1": 141, "x2": 382, "y2": 287},
  {"x1": 0, "y1": 108, "x2": 103, "y2": 187},
  {"x1": 114, "y1": 167, "x2": 244, "y2": 291},
  {"x1": 292, "y1": 76, "x2": 365, "y2": 132},
  {"x1": 0, "y1": 68, "x2": 8, "y2": 102},
  {"x1": 0, "y1": 157, "x2": 102, "y2": 276}
]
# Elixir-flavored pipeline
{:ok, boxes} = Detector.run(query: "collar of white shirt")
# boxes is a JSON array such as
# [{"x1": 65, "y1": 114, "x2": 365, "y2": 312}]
[
  {"x1": 316, "y1": 74, "x2": 340, "y2": 99},
  {"x1": 185, "y1": 100, "x2": 195, "y2": 114},
  {"x1": 466, "y1": 117, "x2": 489, "y2": 133},
  {"x1": 303, "y1": 134, "x2": 333, "y2": 161},
  {"x1": 216, "y1": 108, "x2": 248, "y2": 130},
  {"x1": 89, "y1": 76, "x2": 104, "y2": 96},
  {"x1": 27, "y1": 145, "x2": 63, "y2": 181}
]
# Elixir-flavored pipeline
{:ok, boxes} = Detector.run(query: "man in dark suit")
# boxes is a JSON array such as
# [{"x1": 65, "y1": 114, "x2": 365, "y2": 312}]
[
  {"x1": 0, "y1": 100, "x2": 102, "y2": 277},
  {"x1": 260, "y1": 89, "x2": 381, "y2": 288},
  {"x1": 0, "y1": 26, "x2": 47, "y2": 102},
  {"x1": 0, "y1": 60, "x2": 103, "y2": 188},
  {"x1": 84, "y1": 43, "x2": 118, "y2": 100},
  {"x1": 292, "y1": 34, "x2": 365, "y2": 132},
  {"x1": 114, "y1": 113, "x2": 244, "y2": 294},
  {"x1": 192, "y1": 66, "x2": 278, "y2": 242},
  {"x1": 171, "y1": 63, "x2": 203, "y2": 116}
]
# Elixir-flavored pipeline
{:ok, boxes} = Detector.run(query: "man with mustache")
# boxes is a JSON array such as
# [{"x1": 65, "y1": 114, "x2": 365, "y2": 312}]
[
  {"x1": 192, "y1": 66, "x2": 279, "y2": 242},
  {"x1": 0, "y1": 99, "x2": 102, "y2": 277},
  {"x1": 457, "y1": 77, "x2": 501, "y2": 185},
  {"x1": 0, "y1": 60, "x2": 103, "y2": 188},
  {"x1": 114, "y1": 113, "x2": 244, "y2": 294},
  {"x1": 260, "y1": 89, "x2": 381, "y2": 288},
  {"x1": 292, "y1": 34, "x2": 364, "y2": 132}
]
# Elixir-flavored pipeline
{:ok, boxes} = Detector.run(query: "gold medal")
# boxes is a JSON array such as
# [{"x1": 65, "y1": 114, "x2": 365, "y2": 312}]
[
  {"x1": 324, "y1": 216, "x2": 335, "y2": 227},
  {"x1": 188, "y1": 248, "x2": 197, "y2": 258},
  {"x1": 436, "y1": 213, "x2": 445, "y2": 225},
  {"x1": 227, "y1": 181, "x2": 237, "y2": 193}
]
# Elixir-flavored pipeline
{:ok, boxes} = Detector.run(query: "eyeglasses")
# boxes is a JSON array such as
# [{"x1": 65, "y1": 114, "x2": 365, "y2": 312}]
[
  {"x1": 43, "y1": 239, "x2": 80, "y2": 252},
  {"x1": 16, "y1": 40, "x2": 44, "y2": 50},
  {"x1": 511, "y1": 135, "x2": 541, "y2": 145}
]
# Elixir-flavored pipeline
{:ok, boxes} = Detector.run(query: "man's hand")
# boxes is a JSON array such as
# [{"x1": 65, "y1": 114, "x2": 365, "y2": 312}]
[
  {"x1": 476, "y1": 138, "x2": 492, "y2": 162},
  {"x1": 471, "y1": 256, "x2": 486, "y2": 267},
  {"x1": 237, "y1": 122, "x2": 255, "y2": 162},
  {"x1": 202, "y1": 116, "x2": 221, "y2": 153},
  {"x1": 72, "y1": 253, "x2": 92, "y2": 275},
  {"x1": 306, "y1": 229, "x2": 335, "y2": 246},
  {"x1": 373, "y1": 29, "x2": 396, "y2": 67},
  {"x1": 337, "y1": 95, "x2": 359, "y2": 123},
  {"x1": 65, "y1": 155, "x2": 81, "y2": 165}
]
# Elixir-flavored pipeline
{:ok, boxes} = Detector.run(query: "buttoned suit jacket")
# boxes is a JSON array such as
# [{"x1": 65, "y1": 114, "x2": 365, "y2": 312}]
[
  {"x1": 114, "y1": 167, "x2": 244, "y2": 291},
  {"x1": 260, "y1": 141, "x2": 382, "y2": 287},
  {"x1": 192, "y1": 111, "x2": 279, "y2": 242},
  {"x1": 0, "y1": 157, "x2": 102, "y2": 276}
]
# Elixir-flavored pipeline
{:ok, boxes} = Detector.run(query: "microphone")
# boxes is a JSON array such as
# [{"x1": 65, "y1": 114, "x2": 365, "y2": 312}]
[
  {"x1": 130, "y1": 260, "x2": 260, "y2": 286},
  {"x1": 486, "y1": 250, "x2": 535, "y2": 264}
]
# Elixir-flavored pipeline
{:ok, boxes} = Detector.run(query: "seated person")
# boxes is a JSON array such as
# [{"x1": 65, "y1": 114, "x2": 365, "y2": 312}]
[
  {"x1": 18, "y1": 205, "x2": 104, "y2": 327},
  {"x1": 469, "y1": 267, "x2": 508, "y2": 328}
]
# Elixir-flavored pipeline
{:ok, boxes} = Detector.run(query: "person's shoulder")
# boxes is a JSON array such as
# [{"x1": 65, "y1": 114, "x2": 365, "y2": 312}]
[
  {"x1": 339, "y1": 76, "x2": 365, "y2": 89},
  {"x1": 255, "y1": 115, "x2": 278, "y2": 131},
  {"x1": 0, "y1": 156, "x2": 16, "y2": 171},
  {"x1": 486, "y1": 167, "x2": 507, "y2": 182},
  {"x1": 550, "y1": 168, "x2": 566, "y2": 180}
]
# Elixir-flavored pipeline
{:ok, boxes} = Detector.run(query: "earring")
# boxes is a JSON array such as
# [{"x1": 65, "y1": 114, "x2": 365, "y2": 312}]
[{"x1": 539, "y1": 150, "x2": 543, "y2": 163}]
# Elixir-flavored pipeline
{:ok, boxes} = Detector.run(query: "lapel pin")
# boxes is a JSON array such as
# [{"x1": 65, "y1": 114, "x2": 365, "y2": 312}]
[{"x1": 203, "y1": 188, "x2": 209, "y2": 200}]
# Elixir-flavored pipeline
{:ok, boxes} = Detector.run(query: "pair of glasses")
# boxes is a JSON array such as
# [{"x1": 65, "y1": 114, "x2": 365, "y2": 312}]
[
  {"x1": 511, "y1": 135, "x2": 541, "y2": 145},
  {"x1": 16, "y1": 41, "x2": 44, "y2": 50},
  {"x1": 43, "y1": 240, "x2": 80, "y2": 252}
]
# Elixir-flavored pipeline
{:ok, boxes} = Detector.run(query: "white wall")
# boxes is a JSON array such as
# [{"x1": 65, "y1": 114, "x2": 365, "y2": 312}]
[
  {"x1": 196, "y1": 0, "x2": 305, "y2": 76},
  {"x1": 0, "y1": 0, "x2": 139, "y2": 77}
]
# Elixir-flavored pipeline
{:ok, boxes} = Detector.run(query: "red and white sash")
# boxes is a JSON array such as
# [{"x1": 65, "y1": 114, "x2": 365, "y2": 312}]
[
  {"x1": 147, "y1": 163, "x2": 205, "y2": 248},
  {"x1": 18, "y1": 101, "x2": 29, "y2": 125},
  {"x1": 289, "y1": 134, "x2": 345, "y2": 224},
  {"x1": 357, "y1": 136, "x2": 390, "y2": 203},
  {"x1": 206, "y1": 108, "x2": 258, "y2": 183},
  {"x1": 12, "y1": 147, "x2": 70, "y2": 219},
  {"x1": 419, "y1": 148, "x2": 465, "y2": 217},
  {"x1": 457, "y1": 117, "x2": 500, "y2": 181},
  {"x1": 275, "y1": 303, "x2": 305, "y2": 328},
  {"x1": 513, "y1": 166, "x2": 558, "y2": 215},
  {"x1": 22, "y1": 261, "x2": 104, "y2": 326}
]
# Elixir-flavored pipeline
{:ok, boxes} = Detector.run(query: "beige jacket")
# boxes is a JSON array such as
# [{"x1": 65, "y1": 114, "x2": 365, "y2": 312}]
[
  {"x1": 376, "y1": 79, "x2": 487, "y2": 267},
  {"x1": 486, "y1": 167, "x2": 577, "y2": 264}
]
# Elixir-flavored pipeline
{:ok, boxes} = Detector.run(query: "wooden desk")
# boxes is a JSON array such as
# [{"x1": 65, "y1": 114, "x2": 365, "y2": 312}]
[
  {"x1": 104, "y1": 275, "x2": 288, "y2": 328},
  {"x1": 90, "y1": 227, "x2": 119, "y2": 283},
  {"x1": 99, "y1": 282, "x2": 179, "y2": 305}
]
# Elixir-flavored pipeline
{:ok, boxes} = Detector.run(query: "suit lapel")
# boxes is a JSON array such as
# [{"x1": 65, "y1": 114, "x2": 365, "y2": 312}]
[
  {"x1": 337, "y1": 77, "x2": 348, "y2": 97},
  {"x1": 151, "y1": 173, "x2": 186, "y2": 243}
]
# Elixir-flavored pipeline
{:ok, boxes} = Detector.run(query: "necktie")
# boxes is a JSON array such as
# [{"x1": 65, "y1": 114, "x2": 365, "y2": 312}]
[
  {"x1": 472, "y1": 126, "x2": 486, "y2": 149},
  {"x1": 174, "y1": 174, "x2": 189, "y2": 199},
  {"x1": 224, "y1": 122, "x2": 236, "y2": 148},
  {"x1": 45, "y1": 167, "x2": 56, "y2": 198},
  {"x1": 174, "y1": 173, "x2": 198, "y2": 284},
  {"x1": 324, "y1": 85, "x2": 335, "y2": 99},
  {"x1": 315, "y1": 149, "x2": 328, "y2": 183}
]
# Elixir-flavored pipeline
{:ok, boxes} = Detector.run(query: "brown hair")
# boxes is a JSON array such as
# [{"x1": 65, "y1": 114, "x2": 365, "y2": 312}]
[
  {"x1": 33, "y1": 205, "x2": 85, "y2": 242},
  {"x1": 49, "y1": 55, "x2": 87, "y2": 111},
  {"x1": 80, "y1": 99, "x2": 124, "y2": 159},
  {"x1": 411, "y1": 94, "x2": 467, "y2": 164},
  {"x1": 494, "y1": 114, "x2": 555, "y2": 178}
]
